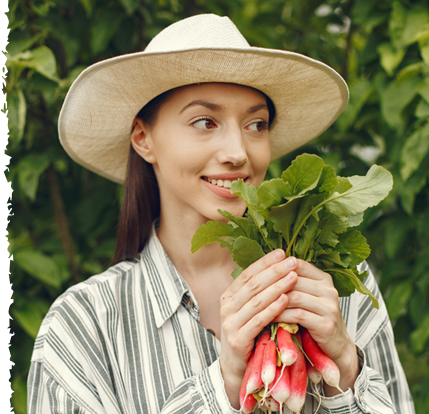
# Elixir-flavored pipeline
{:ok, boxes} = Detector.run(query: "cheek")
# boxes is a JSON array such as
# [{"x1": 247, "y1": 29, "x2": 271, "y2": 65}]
[{"x1": 252, "y1": 140, "x2": 272, "y2": 180}]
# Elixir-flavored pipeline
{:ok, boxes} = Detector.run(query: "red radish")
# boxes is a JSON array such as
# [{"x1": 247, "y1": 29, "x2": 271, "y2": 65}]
[
  {"x1": 263, "y1": 396, "x2": 280, "y2": 412},
  {"x1": 241, "y1": 393, "x2": 258, "y2": 414},
  {"x1": 239, "y1": 350, "x2": 256, "y2": 407},
  {"x1": 261, "y1": 339, "x2": 277, "y2": 400},
  {"x1": 277, "y1": 326, "x2": 298, "y2": 366},
  {"x1": 269, "y1": 365, "x2": 290, "y2": 412},
  {"x1": 246, "y1": 330, "x2": 271, "y2": 395},
  {"x1": 285, "y1": 332, "x2": 307, "y2": 414},
  {"x1": 301, "y1": 328, "x2": 340, "y2": 389},
  {"x1": 307, "y1": 360, "x2": 322, "y2": 385}
]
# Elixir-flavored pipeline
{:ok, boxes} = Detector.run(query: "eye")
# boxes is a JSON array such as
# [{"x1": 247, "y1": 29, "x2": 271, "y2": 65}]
[
  {"x1": 247, "y1": 120, "x2": 269, "y2": 132},
  {"x1": 192, "y1": 118, "x2": 217, "y2": 130}
]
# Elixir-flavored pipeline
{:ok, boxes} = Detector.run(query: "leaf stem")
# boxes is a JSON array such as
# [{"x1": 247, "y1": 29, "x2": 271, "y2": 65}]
[{"x1": 247, "y1": 210, "x2": 274, "y2": 252}]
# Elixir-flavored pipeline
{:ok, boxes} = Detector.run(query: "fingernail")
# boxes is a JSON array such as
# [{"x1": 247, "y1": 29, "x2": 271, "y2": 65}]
[
  {"x1": 274, "y1": 250, "x2": 284, "y2": 260},
  {"x1": 276, "y1": 294, "x2": 285, "y2": 303},
  {"x1": 285, "y1": 257, "x2": 296, "y2": 268}
]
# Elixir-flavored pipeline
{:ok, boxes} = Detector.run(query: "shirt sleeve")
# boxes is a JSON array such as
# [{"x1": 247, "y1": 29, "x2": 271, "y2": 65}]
[
  {"x1": 28, "y1": 361, "x2": 89, "y2": 414},
  {"x1": 315, "y1": 263, "x2": 415, "y2": 414}
]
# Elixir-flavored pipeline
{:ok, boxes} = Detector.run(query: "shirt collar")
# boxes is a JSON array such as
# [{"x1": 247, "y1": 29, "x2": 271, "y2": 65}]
[{"x1": 139, "y1": 223, "x2": 191, "y2": 328}]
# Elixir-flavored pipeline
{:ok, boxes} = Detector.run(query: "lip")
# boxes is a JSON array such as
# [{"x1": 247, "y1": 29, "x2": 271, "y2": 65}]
[
  {"x1": 202, "y1": 179, "x2": 240, "y2": 199},
  {"x1": 201, "y1": 175, "x2": 249, "y2": 199}
]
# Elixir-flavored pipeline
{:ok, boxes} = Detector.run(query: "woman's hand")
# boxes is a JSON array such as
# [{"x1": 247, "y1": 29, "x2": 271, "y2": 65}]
[
  {"x1": 218, "y1": 249, "x2": 298, "y2": 409},
  {"x1": 275, "y1": 259, "x2": 360, "y2": 396}
]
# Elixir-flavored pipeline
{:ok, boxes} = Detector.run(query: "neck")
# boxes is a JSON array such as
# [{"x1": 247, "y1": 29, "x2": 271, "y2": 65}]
[{"x1": 157, "y1": 210, "x2": 235, "y2": 283}]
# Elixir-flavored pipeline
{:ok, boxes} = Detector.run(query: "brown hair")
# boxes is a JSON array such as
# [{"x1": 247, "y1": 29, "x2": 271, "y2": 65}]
[
  {"x1": 112, "y1": 89, "x2": 176, "y2": 264},
  {"x1": 112, "y1": 85, "x2": 276, "y2": 264}
]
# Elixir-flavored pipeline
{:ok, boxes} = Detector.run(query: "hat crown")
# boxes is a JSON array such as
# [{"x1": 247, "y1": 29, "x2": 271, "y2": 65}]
[{"x1": 144, "y1": 14, "x2": 250, "y2": 54}]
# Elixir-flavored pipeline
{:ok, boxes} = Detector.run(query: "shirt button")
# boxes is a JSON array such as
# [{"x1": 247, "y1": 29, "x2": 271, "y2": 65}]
[{"x1": 187, "y1": 297, "x2": 195, "y2": 308}]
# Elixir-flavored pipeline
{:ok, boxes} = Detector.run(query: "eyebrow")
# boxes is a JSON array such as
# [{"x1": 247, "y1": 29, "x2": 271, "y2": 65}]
[{"x1": 179, "y1": 100, "x2": 269, "y2": 115}]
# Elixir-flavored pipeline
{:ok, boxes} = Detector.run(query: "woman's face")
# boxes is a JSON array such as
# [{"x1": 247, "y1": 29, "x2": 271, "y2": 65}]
[{"x1": 131, "y1": 83, "x2": 272, "y2": 223}]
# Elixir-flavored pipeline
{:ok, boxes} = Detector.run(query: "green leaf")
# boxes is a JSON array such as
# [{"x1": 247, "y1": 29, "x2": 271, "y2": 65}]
[
  {"x1": 397, "y1": 62, "x2": 424, "y2": 82},
  {"x1": 338, "y1": 230, "x2": 371, "y2": 268},
  {"x1": 191, "y1": 221, "x2": 243, "y2": 253},
  {"x1": 268, "y1": 198, "x2": 301, "y2": 245},
  {"x1": 377, "y1": 43, "x2": 406, "y2": 75},
  {"x1": 90, "y1": 8, "x2": 126, "y2": 55},
  {"x1": 324, "y1": 165, "x2": 393, "y2": 216},
  {"x1": 384, "y1": 217, "x2": 410, "y2": 258},
  {"x1": 257, "y1": 178, "x2": 292, "y2": 208},
  {"x1": 335, "y1": 177, "x2": 352, "y2": 194},
  {"x1": 231, "y1": 267, "x2": 243, "y2": 279},
  {"x1": 231, "y1": 179, "x2": 266, "y2": 229},
  {"x1": 6, "y1": 31, "x2": 44, "y2": 56},
  {"x1": 11, "y1": 375, "x2": 27, "y2": 414},
  {"x1": 389, "y1": 3, "x2": 428, "y2": 49},
  {"x1": 380, "y1": 77, "x2": 419, "y2": 132},
  {"x1": 329, "y1": 268, "x2": 379, "y2": 308},
  {"x1": 6, "y1": 46, "x2": 59, "y2": 81},
  {"x1": 415, "y1": 98, "x2": 429, "y2": 118},
  {"x1": 7, "y1": 88, "x2": 26, "y2": 147},
  {"x1": 410, "y1": 314, "x2": 429, "y2": 353},
  {"x1": 316, "y1": 213, "x2": 349, "y2": 247},
  {"x1": 386, "y1": 280, "x2": 413, "y2": 320},
  {"x1": 281, "y1": 154, "x2": 325, "y2": 196},
  {"x1": 347, "y1": 213, "x2": 364, "y2": 227},
  {"x1": 295, "y1": 216, "x2": 319, "y2": 260},
  {"x1": 217, "y1": 209, "x2": 259, "y2": 241},
  {"x1": 316, "y1": 165, "x2": 338, "y2": 193},
  {"x1": 231, "y1": 236, "x2": 265, "y2": 269},
  {"x1": 336, "y1": 79, "x2": 373, "y2": 131},
  {"x1": 17, "y1": 154, "x2": 51, "y2": 201},
  {"x1": 13, "y1": 250, "x2": 62, "y2": 288},
  {"x1": 400, "y1": 123, "x2": 429, "y2": 181},
  {"x1": 12, "y1": 302, "x2": 46, "y2": 338}
]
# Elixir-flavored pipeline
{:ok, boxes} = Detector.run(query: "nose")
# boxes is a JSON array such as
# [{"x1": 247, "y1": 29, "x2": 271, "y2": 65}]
[{"x1": 217, "y1": 124, "x2": 248, "y2": 166}]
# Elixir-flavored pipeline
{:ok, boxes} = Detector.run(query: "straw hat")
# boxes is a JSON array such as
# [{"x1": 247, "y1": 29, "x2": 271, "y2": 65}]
[{"x1": 58, "y1": 13, "x2": 349, "y2": 184}]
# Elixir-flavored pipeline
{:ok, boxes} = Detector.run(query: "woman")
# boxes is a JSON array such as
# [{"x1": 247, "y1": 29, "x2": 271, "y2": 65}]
[{"x1": 27, "y1": 14, "x2": 414, "y2": 413}]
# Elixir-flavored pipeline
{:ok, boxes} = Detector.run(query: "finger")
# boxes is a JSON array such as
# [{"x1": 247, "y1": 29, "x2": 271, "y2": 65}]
[
  {"x1": 286, "y1": 288, "x2": 339, "y2": 318},
  {"x1": 274, "y1": 307, "x2": 322, "y2": 332},
  {"x1": 291, "y1": 276, "x2": 338, "y2": 298},
  {"x1": 295, "y1": 259, "x2": 331, "y2": 282},
  {"x1": 228, "y1": 257, "x2": 298, "y2": 311},
  {"x1": 233, "y1": 271, "x2": 298, "y2": 327},
  {"x1": 239, "y1": 293, "x2": 290, "y2": 343},
  {"x1": 226, "y1": 249, "x2": 290, "y2": 296}
]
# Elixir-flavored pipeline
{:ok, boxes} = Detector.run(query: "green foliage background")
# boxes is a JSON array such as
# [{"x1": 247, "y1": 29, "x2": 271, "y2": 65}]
[{"x1": 5, "y1": 0, "x2": 429, "y2": 412}]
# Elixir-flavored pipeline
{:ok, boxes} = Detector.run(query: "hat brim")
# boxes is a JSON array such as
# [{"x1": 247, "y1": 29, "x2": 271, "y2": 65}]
[{"x1": 58, "y1": 47, "x2": 348, "y2": 184}]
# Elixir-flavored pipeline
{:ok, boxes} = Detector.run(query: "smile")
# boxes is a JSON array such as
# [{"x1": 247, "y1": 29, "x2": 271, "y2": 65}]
[{"x1": 201, "y1": 175, "x2": 248, "y2": 199}]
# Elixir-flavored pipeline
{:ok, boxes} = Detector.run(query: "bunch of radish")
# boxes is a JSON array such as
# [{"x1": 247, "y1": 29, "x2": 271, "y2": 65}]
[{"x1": 240, "y1": 323, "x2": 342, "y2": 413}]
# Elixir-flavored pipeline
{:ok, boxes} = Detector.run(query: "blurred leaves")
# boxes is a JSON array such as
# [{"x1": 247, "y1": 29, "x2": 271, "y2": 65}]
[{"x1": 6, "y1": 0, "x2": 429, "y2": 413}]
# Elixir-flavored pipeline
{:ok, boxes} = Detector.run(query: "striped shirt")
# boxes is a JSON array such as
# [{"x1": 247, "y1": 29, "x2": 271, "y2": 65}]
[{"x1": 28, "y1": 225, "x2": 415, "y2": 414}]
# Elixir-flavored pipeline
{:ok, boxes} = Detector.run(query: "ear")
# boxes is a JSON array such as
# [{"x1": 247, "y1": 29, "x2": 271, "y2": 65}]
[{"x1": 130, "y1": 118, "x2": 157, "y2": 164}]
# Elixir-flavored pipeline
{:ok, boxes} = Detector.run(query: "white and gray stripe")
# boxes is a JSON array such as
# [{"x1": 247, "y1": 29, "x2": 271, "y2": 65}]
[{"x1": 28, "y1": 226, "x2": 415, "y2": 413}]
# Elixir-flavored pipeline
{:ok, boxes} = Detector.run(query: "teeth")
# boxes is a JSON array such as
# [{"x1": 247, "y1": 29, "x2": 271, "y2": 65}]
[{"x1": 206, "y1": 177, "x2": 242, "y2": 188}]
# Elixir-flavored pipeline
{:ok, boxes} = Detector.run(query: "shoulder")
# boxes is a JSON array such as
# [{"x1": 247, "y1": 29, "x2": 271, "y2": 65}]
[{"x1": 31, "y1": 257, "x2": 143, "y2": 362}]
